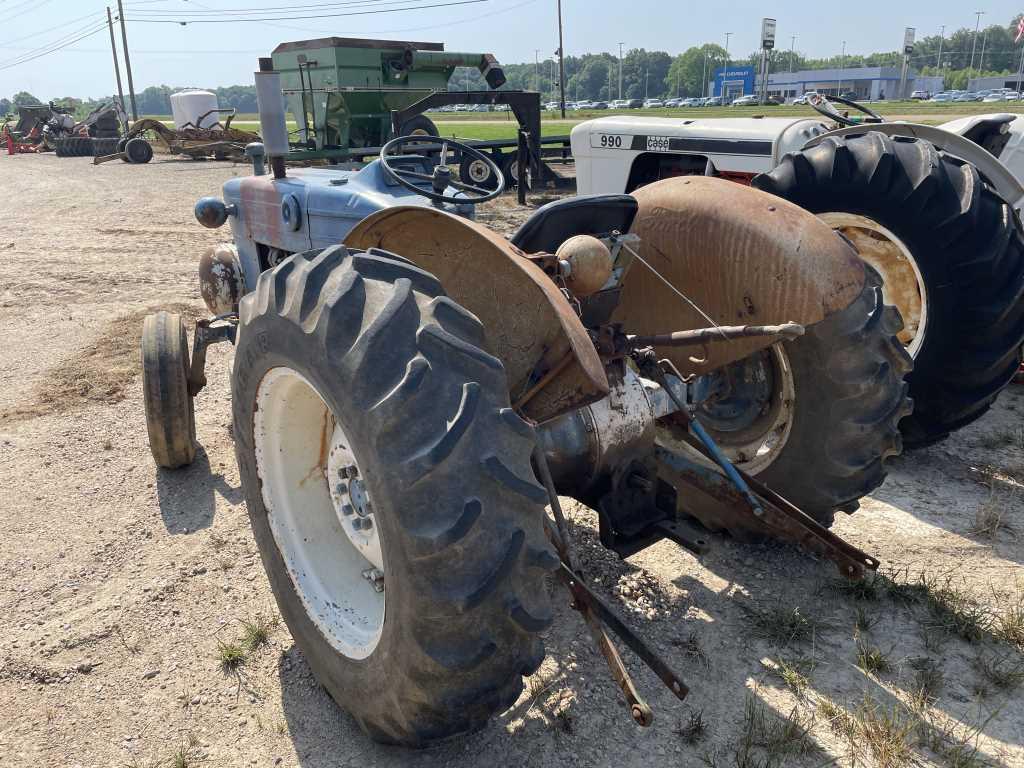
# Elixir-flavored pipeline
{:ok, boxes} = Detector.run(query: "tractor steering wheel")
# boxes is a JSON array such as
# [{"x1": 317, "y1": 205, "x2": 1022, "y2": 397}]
[
  {"x1": 380, "y1": 135, "x2": 505, "y2": 205},
  {"x1": 807, "y1": 93, "x2": 884, "y2": 127}
]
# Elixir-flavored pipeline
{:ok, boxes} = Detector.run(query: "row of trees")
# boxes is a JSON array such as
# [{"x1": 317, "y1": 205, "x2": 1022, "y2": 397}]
[{"x1": 6, "y1": 16, "x2": 1024, "y2": 114}]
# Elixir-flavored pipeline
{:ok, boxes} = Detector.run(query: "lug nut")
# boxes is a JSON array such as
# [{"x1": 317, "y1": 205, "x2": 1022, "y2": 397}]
[
  {"x1": 335, "y1": 482, "x2": 348, "y2": 495},
  {"x1": 341, "y1": 504, "x2": 354, "y2": 516}
]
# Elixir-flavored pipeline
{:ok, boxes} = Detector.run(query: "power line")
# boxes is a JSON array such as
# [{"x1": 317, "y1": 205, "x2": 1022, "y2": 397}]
[
  {"x1": 0, "y1": 11, "x2": 104, "y2": 49},
  {"x1": 126, "y1": 0, "x2": 451, "y2": 13},
  {"x1": 0, "y1": 21, "x2": 108, "y2": 72},
  {"x1": 125, "y1": 0, "x2": 489, "y2": 23}
]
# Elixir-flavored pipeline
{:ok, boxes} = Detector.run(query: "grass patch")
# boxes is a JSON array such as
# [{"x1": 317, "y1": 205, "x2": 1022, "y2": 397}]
[
  {"x1": 747, "y1": 603, "x2": 819, "y2": 647},
  {"x1": 674, "y1": 709, "x2": 708, "y2": 745},
  {"x1": 217, "y1": 641, "x2": 246, "y2": 673},
  {"x1": 703, "y1": 693, "x2": 820, "y2": 767},
  {"x1": 856, "y1": 606, "x2": 880, "y2": 633},
  {"x1": 909, "y1": 657, "x2": 944, "y2": 705},
  {"x1": 763, "y1": 655, "x2": 814, "y2": 696},
  {"x1": 171, "y1": 734, "x2": 201, "y2": 768},
  {"x1": 827, "y1": 573, "x2": 886, "y2": 601},
  {"x1": 673, "y1": 630, "x2": 710, "y2": 668},
  {"x1": 969, "y1": 483, "x2": 1016, "y2": 539},
  {"x1": 855, "y1": 639, "x2": 892, "y2": 675},
  {"x1": 241, "y1": 614, "x2": 277, "y2": 652},
  {"x1": 995, "y1": 590, "x2": 1024, "y2": 648},
  {"x1": 974, "y1": 650, "x2": 1024, "y2": 692}
]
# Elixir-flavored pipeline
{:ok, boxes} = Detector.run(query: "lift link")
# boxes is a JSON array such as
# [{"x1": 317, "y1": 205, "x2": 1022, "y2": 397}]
[{"x1": 532, "y1": 446, "x2": 689, "y2": 726}]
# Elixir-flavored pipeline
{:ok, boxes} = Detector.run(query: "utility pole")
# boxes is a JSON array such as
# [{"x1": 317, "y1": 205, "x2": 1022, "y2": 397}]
[
  {"x1": 969, "y1": 11, "x2": 984, "y2": 73},
  {"x1": 106, "y1": 7, "x2": 125, "y2": 117},
  {"x1": 790, "y1": 35, "x2": 796, "y2": 72},
  {"x1": 644, "y1": 68, "x2": 649, "y2": 99},
  {"x1": 838, "y1": 40, "x2": 845, "y2": 95},
  {"x1": 556, "y1": 0, "x2": 566, "y2": 117},
  {"x1": 979, "y1": 27, "x2": 989, "y2": 71},
  {"x1": 936, "y1": 25, "x2": 945, "y2": 68},
  {"x1": 116, "y1": 0, "x2": 137, "y2": 121},
  {"x1": 1017, "y1": 42, "x2": 1024, "y2": 95},
  {"x1": 701, "y1": 50, "x2": 708, "y2": 97},
  {"x1": 618, "y1": 42, "x2": 624, "y2": 100},
  {"x1": 722, "y1": 32, "x2": 732, "y2": 99},
  {"x1": 534, "y1": 49, "x2": 540, "y2": 93}
]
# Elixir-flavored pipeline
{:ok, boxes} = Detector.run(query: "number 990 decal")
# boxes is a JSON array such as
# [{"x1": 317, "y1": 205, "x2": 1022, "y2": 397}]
[{"x1": 590, "y1": 133, "x2": 628, "y2": 149}]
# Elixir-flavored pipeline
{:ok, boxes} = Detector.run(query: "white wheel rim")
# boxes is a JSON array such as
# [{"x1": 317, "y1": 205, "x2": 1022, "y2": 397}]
[
  {"x1": 704, "y1": 344, "x2": 796, "y2": 474},
  {"x1": 819, "y1": 212, "x2": 928, "y2": 359},
  {"x1": 254, "y1": 367, "x2": 385, "y2": 660},
  {"x1": 467, "y1": 158, "x2": 492, "y2": 183}
]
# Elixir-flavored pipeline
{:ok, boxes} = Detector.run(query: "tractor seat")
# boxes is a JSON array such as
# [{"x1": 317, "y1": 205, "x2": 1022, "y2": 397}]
[{"x1": 510, "y1": 194, "x2": 638, "y2": 254}]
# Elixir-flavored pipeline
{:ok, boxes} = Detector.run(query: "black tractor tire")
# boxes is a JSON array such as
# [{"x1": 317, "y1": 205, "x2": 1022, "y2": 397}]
[
  {"x1": 54, "y1": 138, "x2": 67, "y2": 157},
  {"x1": 459, "y1": 151, "x2": 503, "y2": 191},
  {"x1": 125, "y1": 137, "x2": 154, "y2": 164},
  {"x1": 398, "y1": 114, "x2": 439, "y2": 138},
  {"x1": 754, "y1": 132, "x2": 1024, "y2": 447},
  {"x1": 232, "y1": 245, "x2": 558, "y2": 746},
  {"x1": 141, "y1": 311, "x2": 196, "y2": 469},
  {"x1": 698, "y1": 269, "x2": 913, "y2": 527},
  {"x1": 92, "y1": 137, "x2": 120, "y2": 157}
]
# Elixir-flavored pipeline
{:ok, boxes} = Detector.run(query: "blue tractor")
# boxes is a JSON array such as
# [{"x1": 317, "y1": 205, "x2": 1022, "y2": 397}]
[{"x1": 139, "y1": 61, "x2": 911, "y2": 747}]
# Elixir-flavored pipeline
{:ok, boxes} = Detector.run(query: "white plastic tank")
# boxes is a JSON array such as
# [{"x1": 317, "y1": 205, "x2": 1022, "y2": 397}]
[{"x1": 170, "y1": 90, "x2": 220, "y2": 130}]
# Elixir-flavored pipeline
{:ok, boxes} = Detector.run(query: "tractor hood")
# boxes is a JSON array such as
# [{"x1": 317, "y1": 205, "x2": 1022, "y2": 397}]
[
  {"x1": 220, "y1": 160, "x2": 472, "y2": 290},
  {"x1": 571, "y1": 116, "x2": 829, "y2": 194}
]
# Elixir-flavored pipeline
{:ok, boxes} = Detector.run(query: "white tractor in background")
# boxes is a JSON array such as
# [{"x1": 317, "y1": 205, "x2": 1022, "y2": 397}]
[{"x1": 572, "y1": 94, "x2": 1024, "y2": 453}]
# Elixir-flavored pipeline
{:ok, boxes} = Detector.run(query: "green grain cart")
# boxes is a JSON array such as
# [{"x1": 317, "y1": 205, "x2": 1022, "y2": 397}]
[{"x1": 270, "y1": 37, "x2": 506, "y2": 157}]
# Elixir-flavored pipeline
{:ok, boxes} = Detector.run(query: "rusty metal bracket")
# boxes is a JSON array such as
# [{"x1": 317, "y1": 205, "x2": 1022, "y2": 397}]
[{"x1": 187, "y1": 314, "x2": 238, "y2": 397}]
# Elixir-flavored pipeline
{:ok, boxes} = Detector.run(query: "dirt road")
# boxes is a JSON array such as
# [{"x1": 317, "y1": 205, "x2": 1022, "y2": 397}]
[{"x1": 1, "y1": 154, "x2": 1022, "y2": 768}]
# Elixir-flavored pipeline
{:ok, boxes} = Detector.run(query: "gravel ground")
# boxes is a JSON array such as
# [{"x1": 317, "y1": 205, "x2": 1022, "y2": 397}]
[{"x1": 1, "y1": 152, "x2": 1023, "y2": 768}]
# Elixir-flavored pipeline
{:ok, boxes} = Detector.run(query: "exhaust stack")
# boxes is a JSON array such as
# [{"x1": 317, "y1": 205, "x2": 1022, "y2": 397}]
[{"x1": 255, "y1": 57, "x2": 289, "y2": 179}]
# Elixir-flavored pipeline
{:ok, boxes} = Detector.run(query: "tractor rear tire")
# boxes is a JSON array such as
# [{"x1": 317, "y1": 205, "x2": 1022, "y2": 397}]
[
  {"x1": 125, "y1": 137, "x2": 153, "y2": 164},
  {"x1": 693, "y1": 269, "x2": 912, "y2": 527},
  {"x1": 141, "y1": 311, "x2": 197, "y2": 469},
  {"x1": 92, "y1": 137, "x2": 120, "y2": 157},
  {"x1": 232, "y1": 245, "x2": 557, "y2": 746},
  {"x1": 754, "y1": 132, "x2": 1024, "y2": 447}
]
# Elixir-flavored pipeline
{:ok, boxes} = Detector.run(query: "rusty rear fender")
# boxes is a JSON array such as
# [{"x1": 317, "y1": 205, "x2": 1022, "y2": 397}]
[
  {"x1": 619, "y1": 176, "x2": 867, "y2": 376},
  {"x1": 345, "y1": 206, "x2": 609, "y2": 424}
]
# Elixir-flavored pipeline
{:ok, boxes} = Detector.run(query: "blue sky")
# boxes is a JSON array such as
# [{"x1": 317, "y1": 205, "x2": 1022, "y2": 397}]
[{"x1": 2, "y1": 0, "x2": 1021, "y2": 99}]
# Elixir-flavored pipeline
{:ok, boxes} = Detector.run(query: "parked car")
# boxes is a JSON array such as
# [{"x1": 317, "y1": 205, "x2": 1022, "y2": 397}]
[
  {"x1": 930, "y1": 93, "x2": 954, "y2": 102},
  {"x1": 1006, "y1": 92, "x2": 1023, "y2": 101},
  {"x1": 703, "y1": 96, "x2": 723, "y2": 106},
  {"x1": 663, "y1": 98, "x2": 681, "y2": 107},
  {"x1": 911, "y1": 90, "x2": 930, "y2": 100},
  {"x1": 544, "y1": 101, "x2": 560, "y2": 110},
  {"x1": 731, "y1": 95, "x2": 759, "y2": 106},
  {"x1": 983, "y1": 93, "x2": 1007, "y2": 103},
  {"x1": 792, "y1": 91, "x2": 819, "y2": 105},
  {"x1": 643, "y1": 99, "x2": 664, "y2": 108},
  {"x1": 954, "y1": 92, "x2": 981, "y2": 102},
  {"x1": 591, "y1": 101, "x2": 609, "y2": 109},
  {"x1": 680, "y1": 97, "x2": 702, "y2": 107},
  {"x1": 624, "y1": 98, "x2": 643, "y2": 108}
]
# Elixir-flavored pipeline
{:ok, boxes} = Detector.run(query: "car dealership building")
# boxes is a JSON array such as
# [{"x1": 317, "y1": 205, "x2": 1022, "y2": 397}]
[{"x1": 711, "y1": 65, "x2": 943, "y2": 101}]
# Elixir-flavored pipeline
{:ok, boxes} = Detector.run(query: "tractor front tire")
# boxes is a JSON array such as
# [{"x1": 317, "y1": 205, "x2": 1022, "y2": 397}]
[
  {"x1": 754, "y1": 132, "x2": 1024, "y2": 446},
  {"x1": 141, "y1": 311, "x2": 197, "y2": 469},
  {"x1": 693, "y1": 269, "x2": 912, "y2": 526},
  {"x1": 232, "y1": 245, "x2": 557, "y2": 746}
]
